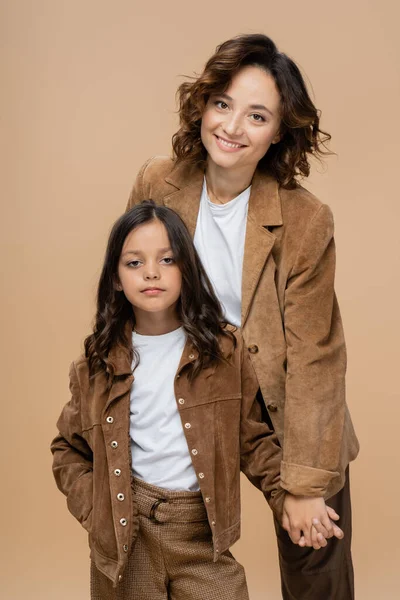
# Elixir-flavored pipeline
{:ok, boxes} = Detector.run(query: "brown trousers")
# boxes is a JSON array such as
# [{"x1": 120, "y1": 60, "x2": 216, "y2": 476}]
[
  {"x1": 274, "y1": 468, "x2": 354, "y2": 600},
  {"x1": 90, "y1": 477, "x2": 249, "y2": 600},
  {"x1": 256, "y1": 391, "x2": 355, "y2": 599}
]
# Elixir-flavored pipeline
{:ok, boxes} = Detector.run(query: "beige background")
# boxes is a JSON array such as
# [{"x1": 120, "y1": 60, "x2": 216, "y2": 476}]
[{"x1": 1, "y1": 0, "x2": 399, "y2": 598}]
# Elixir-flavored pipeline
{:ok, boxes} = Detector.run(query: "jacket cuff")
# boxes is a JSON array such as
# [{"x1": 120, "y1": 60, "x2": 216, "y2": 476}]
[{"x1": 280, "y1": 461, "x2": 340, "y2": 497}]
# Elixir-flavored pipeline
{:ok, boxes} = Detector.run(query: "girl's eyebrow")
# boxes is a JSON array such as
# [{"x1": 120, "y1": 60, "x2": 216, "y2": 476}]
[
  {"x1": 121, "y1": 247, "x2": 172, "y2": 257},
  {"x1": 215, "y1": 92, "x2": 274, "y2": 117}
]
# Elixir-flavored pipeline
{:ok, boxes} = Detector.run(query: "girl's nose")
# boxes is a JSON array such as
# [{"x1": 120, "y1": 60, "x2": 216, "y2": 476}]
[{"x1": 144, "y1": 268, "x2": 160, "y2": 280}]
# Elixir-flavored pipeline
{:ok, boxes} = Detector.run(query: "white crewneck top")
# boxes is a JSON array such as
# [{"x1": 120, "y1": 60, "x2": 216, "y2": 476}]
[
  {"x1": 129, "y1": 327, "x2": 199, "y2": 491},
  {"x1": 193, "y1": 178, "x2": 250, "y2": 327}
]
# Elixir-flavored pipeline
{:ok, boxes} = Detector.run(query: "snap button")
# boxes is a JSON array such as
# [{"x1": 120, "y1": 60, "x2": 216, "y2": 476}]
[
  {"x1": 267, "y1": 404, "x2": 278, "y2": 412},
  {"x1": 205, "y1": 497, "x2": 211, "y2": 503},
  {"x1": 212, "y1": 520, "x2": 216, "y2": 526},
  {"x1": 118, "y1": 575, "x2": 123, "y2": 582},
  {"x1": 117, "y1": 493, "x2": 125, "y2": 501},
  {"x1": 248, "y1": 344, "x2": 259, "y2": 354},
  {"x1": 184, "y1": 423, "x2": 191, "y2": 429},
  {"x1": 106, "y1": 416, "x2": 114, "y2": 423},
  {"x1": 120, "y1": 518, "x2": 127, "y2": 526},
  {"x1": 178, "y1": 398, "x2": 185, "y2": 405},
  {"x1": 111, "y1": 441, "x2": 118, "y2": 448},
  {"x1": 114, "y1": 468, "x2": 121, "y2": 476},
  {"x1": 123, "y1": 544, "x2": 128, "y2": 552},
  {"x1": 188, "y1": 353, "x2": 195, "y2": 360},
  {"x1": 198, "y1": 472, "x2": 205, "y2": 479},
  {"x1": 191, "y1": 449, "x2": 198, "y2": 455}
]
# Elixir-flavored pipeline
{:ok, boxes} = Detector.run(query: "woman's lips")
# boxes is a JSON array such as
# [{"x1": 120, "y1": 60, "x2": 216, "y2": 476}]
[{"x1": 214, "y1": 134, "x2": 246, "y2": 153}]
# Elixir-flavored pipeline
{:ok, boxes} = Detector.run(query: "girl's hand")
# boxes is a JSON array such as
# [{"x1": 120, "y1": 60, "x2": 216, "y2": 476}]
[{"x1": 282, "y1": 494, "x2": 344, "y2": 550}]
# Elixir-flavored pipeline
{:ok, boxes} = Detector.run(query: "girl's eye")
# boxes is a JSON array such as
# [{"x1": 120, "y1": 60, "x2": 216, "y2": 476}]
[
  {"x1": 127, "y1": 260, "x2": 141, "y2": 268},
  {"x1": 214, "y1": 100, "x2": 229, "y2": 110},
  {"x1": 161, "y1": 257, "x2": 175, "y2": 265},
  {"x1": 250, "y1": 113, "x2": 265, "y2": 122}
]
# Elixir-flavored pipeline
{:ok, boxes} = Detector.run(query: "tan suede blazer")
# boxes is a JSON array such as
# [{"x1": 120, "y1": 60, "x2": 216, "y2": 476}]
[{"x1": 127, "y1": 156, "x2": 359, "y2": 500}]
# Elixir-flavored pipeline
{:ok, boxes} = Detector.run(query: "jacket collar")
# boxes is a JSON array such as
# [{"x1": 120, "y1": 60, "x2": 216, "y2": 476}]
[{"x1": 164, "y1": 161, "x2": 283, "y2": 228}]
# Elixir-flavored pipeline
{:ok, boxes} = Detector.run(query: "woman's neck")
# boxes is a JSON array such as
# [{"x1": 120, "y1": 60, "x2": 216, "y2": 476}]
[
  {"x1": 133, "y1": 307, "x2": 181, "y2": 336},
  {"x1": 205, "y1": 160, "x2": 255, "y2": 204}
]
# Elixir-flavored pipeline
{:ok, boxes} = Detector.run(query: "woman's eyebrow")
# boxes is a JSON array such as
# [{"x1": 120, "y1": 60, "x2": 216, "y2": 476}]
[{"x1": 217, "y1": 93, "x2": 273, "y2": 116}]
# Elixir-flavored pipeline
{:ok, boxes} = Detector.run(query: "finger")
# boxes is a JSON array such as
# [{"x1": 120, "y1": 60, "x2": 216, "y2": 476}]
[
  {"x1": 301, "y1": 525, "x2": 313, "y2": 548},
  {"x1": 298, "y1": 535, "x2": 306, "y2": 547},
  {"x1": 288, "y1": 526, "x2": 302, "y2": 544},
  {"x1": 311, "y1": 525, "x2": 325, "y2": 550},
  {"x1": 331, "y1": 521, "x2": 344, "y2": 540},
  {"x1": 319, "y1": 513, "x2": 334, "y2": 538},
  {"x1": 326, "y1": 505, "x2": 340, "y2": 521},
  {"x1": 317, "y1": 532, "x2": 328, "y2": 548},
  {"x1": 312, "y1": 517, "x2": 330, "y2": 539}
]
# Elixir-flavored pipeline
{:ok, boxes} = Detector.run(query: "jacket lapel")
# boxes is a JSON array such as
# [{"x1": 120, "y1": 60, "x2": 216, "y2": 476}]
[
  {"x1": 241, "y1": 172, "x2": 283, "y2": 327},
  {"x1": 164, "y1": 163, "x2": 204, "y2": 237}
]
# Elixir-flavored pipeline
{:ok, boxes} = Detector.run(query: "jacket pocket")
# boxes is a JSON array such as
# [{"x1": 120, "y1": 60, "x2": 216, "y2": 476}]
[
  {"x1": 66, "y1": 470, "x2": 93, "y2": 532},
  {"x1": 90, "y1": 458, "x2": 118, "y2": 560}
]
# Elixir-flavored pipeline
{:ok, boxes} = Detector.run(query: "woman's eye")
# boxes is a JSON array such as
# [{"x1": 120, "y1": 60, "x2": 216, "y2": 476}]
[
  {"x1": 250, "y1": 113, "x2": 265, "y2": 122},
  {"x1": 161, "y1": 257, "x2": 175, "y2": 265},
  {"x1": 215, "y1": 100, "x2": 229, "y2": 110}
]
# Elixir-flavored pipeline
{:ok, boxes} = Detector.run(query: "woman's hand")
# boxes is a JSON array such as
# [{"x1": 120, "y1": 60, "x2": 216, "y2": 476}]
[{"x1": 282, "y1": 494, "x2": 344, "y2": 549}]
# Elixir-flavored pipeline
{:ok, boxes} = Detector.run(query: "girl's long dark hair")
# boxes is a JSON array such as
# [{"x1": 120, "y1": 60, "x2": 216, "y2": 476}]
[{"x1": 84, "y1": 201, "x2": 235, "y2": 382}]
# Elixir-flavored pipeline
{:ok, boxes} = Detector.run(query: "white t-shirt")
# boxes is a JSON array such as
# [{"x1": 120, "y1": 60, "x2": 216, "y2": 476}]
[
  {"x1": 193, "y1": 178, "x2": 250, "y2": 327},
  {"x1": 129, "y1": 327, "x2": 200, "y2": 491}
]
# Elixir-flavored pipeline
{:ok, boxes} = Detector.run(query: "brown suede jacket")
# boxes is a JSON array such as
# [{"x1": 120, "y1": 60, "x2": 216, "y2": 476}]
[
  {"x1": 127, "y1": 156, "x2": 359, "y2": 499},
  {"x1": 51, "y1": 328, "x2": 284, "y2": 586}
]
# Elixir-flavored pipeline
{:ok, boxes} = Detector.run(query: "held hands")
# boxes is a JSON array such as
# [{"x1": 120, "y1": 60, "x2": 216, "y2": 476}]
[{"x1": 282, "y1": 494, "x2": 344, "y2": 550}]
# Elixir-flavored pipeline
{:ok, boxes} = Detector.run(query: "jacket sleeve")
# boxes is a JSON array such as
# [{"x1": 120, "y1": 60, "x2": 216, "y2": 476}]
[
  {"x1": 282, "y1": 203, "x2": 346, "y2": 497},
  {"x1": 239, "y1": 341, "x2": 286, "y2": 521},
  {"x1": 126, "y1": 157, "x2": 154, "y2": 210},
  {"x1": 50, "y1": 362, "x2": 94, "y2": 532}
]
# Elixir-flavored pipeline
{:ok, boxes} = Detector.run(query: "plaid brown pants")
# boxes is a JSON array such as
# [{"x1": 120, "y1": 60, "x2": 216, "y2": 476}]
[{"x1": 90, "y1": 477, "x2": 249, "y2": 600}]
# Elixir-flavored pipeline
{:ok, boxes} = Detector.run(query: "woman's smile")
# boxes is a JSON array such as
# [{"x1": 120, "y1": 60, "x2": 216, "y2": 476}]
[{"x1": 214, "y1": 134, "x2": 247, "y2": 152}]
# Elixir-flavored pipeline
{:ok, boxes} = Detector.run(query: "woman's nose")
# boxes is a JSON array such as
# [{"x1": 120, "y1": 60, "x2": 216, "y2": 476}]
[{"x1": 223, "y1": 112, "x2": 243, "y2": 137}]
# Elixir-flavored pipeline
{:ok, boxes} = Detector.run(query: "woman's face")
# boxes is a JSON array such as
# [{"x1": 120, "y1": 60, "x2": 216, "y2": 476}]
[{"x1": 201, "y1": 65, "x2": 282, "y2": 175}]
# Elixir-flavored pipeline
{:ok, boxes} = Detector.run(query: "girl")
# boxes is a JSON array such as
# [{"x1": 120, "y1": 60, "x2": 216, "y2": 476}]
[
  {"x1": 126, "y1": 34, "x2": 359, "y2": 599},
  {"x1": 51, "y1": 202, "x2": 340, "y2": 600}
]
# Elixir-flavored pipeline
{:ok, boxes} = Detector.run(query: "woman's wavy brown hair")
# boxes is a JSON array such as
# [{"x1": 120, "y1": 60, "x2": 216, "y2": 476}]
[
  {"x1": 84, "y1": 201, "x2": 235, "y2": 384},
  {"x1": 172, "y1": 34, "x2": 331, "y2": 189}
]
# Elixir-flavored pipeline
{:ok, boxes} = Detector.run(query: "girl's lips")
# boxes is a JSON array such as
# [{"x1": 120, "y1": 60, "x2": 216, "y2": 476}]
[
  {"x1": 214, "y1": 134, "x2": 246, "y2": 153},
  {"x1": 141, "y1": 288, "x2": 164, "y2": 296}
]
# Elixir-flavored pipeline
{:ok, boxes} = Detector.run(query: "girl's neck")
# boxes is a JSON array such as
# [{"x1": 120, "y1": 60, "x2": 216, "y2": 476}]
[
  {"x1": 133, "y1": 307, "x2": 181, "y2": 336},
  {"x1": 205, "y1": 159, "x2": 255, "y2": 205}
]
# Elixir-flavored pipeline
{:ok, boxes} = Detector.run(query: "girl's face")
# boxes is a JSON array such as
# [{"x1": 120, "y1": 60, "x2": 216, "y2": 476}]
[
  {"x1": 117, "y1": 219, "x2": 182, "y2": 326},
  {"x1": 201, "y1": 65, "x2": 282, "y2": 176}
]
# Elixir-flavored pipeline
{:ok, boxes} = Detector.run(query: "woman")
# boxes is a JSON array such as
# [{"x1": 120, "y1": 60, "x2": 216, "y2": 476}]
[{"x1": 127, "y1": 34, "x2": 359, "y2": 599}]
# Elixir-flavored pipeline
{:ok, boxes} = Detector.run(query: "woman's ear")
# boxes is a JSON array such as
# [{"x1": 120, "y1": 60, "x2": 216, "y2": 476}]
[{"x1": 272, "y1": 131, "x2": 281, "y2": 144}]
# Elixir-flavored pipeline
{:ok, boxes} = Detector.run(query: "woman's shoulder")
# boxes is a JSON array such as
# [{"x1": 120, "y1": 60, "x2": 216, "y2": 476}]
[
  {"x1": 138, "y1": 155, "x2": 175, "y2": 181},
  {"x1": 279, "y1": 182, "x2": 334, "y2": 227}
]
